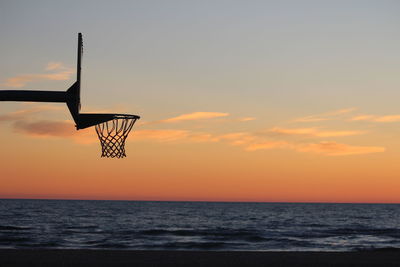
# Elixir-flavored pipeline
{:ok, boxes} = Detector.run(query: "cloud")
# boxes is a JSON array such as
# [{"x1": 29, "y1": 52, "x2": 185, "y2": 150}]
[
  {"x1": 9, "y1": 118, "x2": 219, "y2": 145},
  {"x1": 237, "y1": 117, "x2": 256, "y2": 122},
  {"x1": 351, "y1": 114, "x2": 400, "y2": 123},
  {"x1": 159, "y1": 112, "x2": 229, "y2": 123},
  {"x1": 142, "y1": 112, "x2": 256, "y2": 126},
  {"x1": 12, "y1": 119, "x2": 96, "y2": 144},
  {"x1": 45, "y1": 62, "x2": 65, "y2": 71},
  {"x1": 133, "y1": 129, "x2": 190, "y2": 141},
  {"x1": 188, "y1": 133, "x2": 219, "y2": 143},
  {"x1": 243, "y1": 140, "x2": 384, "y2": 156},
  {"x1": 295, "y1": 141, "x2": 385, "y2": 156},
  {"x1": 7, "y1": 117, "x2": 385, "y2": 156},
  {"x1": 218, "y1": 132, "x2": 256, "y2": 146},
  {"x1": 13, "y1": 120, "x2": 74, "y2": 137},
  {"x1": 0, "y1": 105, "x2": 64, "y2": 122},
  {"x1": 294, "y1": 108, "x2": 356, "y2": 123},
  {"x1": 0, "y1": 105, "x2": 95, "y2": 144},
  {"x1": 219, "y1": 131, "x2": 383, "y2": 156},
  {"x1": 245, "y1": 141, "x2": 289, "y2": 151},
  {"x1": 268, "y1": 127, "x2": 365, "y2": 137},
  {"x1": 0, "y1": 105, "x2": 385, "y2": 156},
  {"x1": 2, "y1": 62, "x2": 74, "y2": 88},
  {"x1": 0, "y1": 110, "x2": 33, "y2": 122},
  {"x1": 132, "y1": 129, "x2": 219, "y2": 143}
]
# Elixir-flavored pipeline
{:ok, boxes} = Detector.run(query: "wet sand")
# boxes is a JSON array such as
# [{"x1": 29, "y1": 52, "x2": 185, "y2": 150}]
[{"x1": 1, "y1": 249, "x2": 400, "y2": 267}]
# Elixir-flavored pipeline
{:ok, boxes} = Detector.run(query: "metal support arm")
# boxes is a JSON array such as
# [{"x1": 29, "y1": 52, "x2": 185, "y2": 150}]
[{"x1": 0, "y1": 90, "x2": 66, "y2": 103}]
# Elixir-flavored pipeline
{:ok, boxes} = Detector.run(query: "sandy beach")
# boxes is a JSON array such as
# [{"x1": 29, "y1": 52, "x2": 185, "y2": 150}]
[{"x1": 1, "y1": 249, "x2": 399, "y2": 267}]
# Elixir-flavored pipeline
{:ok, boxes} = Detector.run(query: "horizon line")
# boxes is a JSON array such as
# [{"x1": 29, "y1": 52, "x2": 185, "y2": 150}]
[{"x1": 1, "y1": 197, "x2": 399, "y2": 205}]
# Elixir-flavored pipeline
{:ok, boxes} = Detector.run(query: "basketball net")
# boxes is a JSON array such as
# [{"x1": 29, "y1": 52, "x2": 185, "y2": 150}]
[{"x1": 95, "y1": 116, "x2": 138, "y2": 158}]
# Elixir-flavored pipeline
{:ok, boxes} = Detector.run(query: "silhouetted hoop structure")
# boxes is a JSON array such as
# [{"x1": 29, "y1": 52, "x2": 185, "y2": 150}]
[
  {"x1": 95, "y1": 115, "x2": 139, "y2": 158},
  {"x1": 0, "y1": 33, "x2": 141, "y2": 158}
]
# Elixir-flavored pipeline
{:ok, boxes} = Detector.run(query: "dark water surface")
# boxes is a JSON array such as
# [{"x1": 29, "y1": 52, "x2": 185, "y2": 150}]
[{"x1": 0, "y1": 199, "x2": 399, "y2": 251}]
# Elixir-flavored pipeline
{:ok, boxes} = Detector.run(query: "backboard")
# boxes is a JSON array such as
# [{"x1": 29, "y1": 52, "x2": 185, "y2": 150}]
[{"x1": 66, "y1": 33, "x2": 82, "y2": 124}]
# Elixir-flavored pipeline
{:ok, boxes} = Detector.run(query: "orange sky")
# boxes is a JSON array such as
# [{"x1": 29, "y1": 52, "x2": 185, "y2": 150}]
[{"x1": 1, "y1": 105, "x2": 400, "y2": 203}]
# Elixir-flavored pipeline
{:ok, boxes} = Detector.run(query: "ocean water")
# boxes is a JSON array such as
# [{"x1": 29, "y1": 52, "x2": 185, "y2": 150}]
[{"x1": 0, "y1": 199, "x2": 399, "y2": 251}]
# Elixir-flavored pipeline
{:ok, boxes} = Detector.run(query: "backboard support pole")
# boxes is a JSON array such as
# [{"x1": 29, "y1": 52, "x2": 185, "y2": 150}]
[{"x1": 0, "y1": 90, "x2": 67, "y2": 103}]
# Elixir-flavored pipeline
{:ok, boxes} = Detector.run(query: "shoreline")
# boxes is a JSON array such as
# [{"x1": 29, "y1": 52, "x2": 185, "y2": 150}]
[{"x1": 1, "y1": 249, "x2": 399, "y2": 267}]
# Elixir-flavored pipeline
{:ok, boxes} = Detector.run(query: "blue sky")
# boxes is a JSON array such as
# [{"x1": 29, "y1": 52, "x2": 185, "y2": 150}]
[{"x1": 1, "y1": 0, "x2": 399, "y2": 121}]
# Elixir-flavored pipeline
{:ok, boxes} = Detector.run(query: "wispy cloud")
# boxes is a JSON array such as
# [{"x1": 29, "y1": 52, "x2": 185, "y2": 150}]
[
  {"x1": 2, "y1": 62, "x2": 74, "y2": 88},
  {"x1": 218, "y1": 132, "x2": 256, "y2": 146},
  {"x1": 217, "y1": 131, "x2": 382, "y2": 156},
  {"x1": 132, "y1": 129, "x2": 219, "y2": 143},
  {"x1": 295, "y1": 141, "x2": 385, "y2": 156},
  {"x1": 159, "y1": 112, "x2": 229, "y2": 123},
  {"x1": 0, "y1": 105, "x2": 385, "y2": 156},
  {"x1": 294, "y1": 108, "x2": 356, "y2": 123},
  {"x1": 133, "y1": 129, "x2": 190, "y2": 142},
  {"x1": 351, "y1": 114, "x2": 400, "y2": 123},
  {"x1": 8, "y1": 118, "x2": 385, "y2": 156},
  {"x1": 45, "y1": 62, "x2": 65, "y2": 71},
  {"x1": 237, "y1": 117, "x2": 256, "y2": 122},
  {"x1": 0, "y1": 105, "x2": 64, "y2": 122},
  {"x1": 141, "y1": 112, "x2": 256, "y2": 126},
  {"x1": 243, "y1": 140, "x2": 384, "y2": 156},
  {"x1": 12, "y1": 119, "x2": 95, "y2": 144},
  {"x1": 267, "y1": 127, "x2": 365, "y2": 137},
  {"x1": 14, "y1": 120, "x2": 74, "y2": 137},
  {"x1": 0, "y1": 105, "x2": 95, "y2": 144},
  {"x1": 245, "y1": 141, "x2": 289, "y2": 151}
]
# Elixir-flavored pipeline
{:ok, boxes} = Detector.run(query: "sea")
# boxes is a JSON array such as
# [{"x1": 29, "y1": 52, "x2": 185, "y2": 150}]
[{"x1": 0, "y1": 199, "x2": 399, "y2": 251}]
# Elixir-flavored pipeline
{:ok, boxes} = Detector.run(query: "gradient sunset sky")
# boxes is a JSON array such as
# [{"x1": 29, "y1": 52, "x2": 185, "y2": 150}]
[{"x1": 1, "y1": 1, "x2": 400, "y2": 203}]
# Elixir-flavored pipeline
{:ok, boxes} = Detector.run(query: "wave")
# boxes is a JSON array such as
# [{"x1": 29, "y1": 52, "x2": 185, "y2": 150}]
[
  {"x1": 138, "y1": 228, "x2": 268, "y2": 242},
  {"x1": 1, "y1": 200, "x2": 400, "y2": 251},
  {"x1": 287, "y1": 227, "x2": 400, "y2": 239},
  {"x1": 0, "y1": 225, "x2": 31, "y2": 231}
]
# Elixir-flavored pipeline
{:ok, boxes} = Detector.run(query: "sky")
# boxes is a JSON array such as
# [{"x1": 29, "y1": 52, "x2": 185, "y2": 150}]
[{"x1": 1, "y1": 0, "x2": 400, "y2": 203}]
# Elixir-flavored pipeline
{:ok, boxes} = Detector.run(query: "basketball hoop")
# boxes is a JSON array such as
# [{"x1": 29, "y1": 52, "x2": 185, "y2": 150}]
[
  {"x1": 95, "y1": 115, "x2": 139, "y2": 158},
  {"x1": 0, "y1": 33, "x2": 141, "y2": 158}
]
